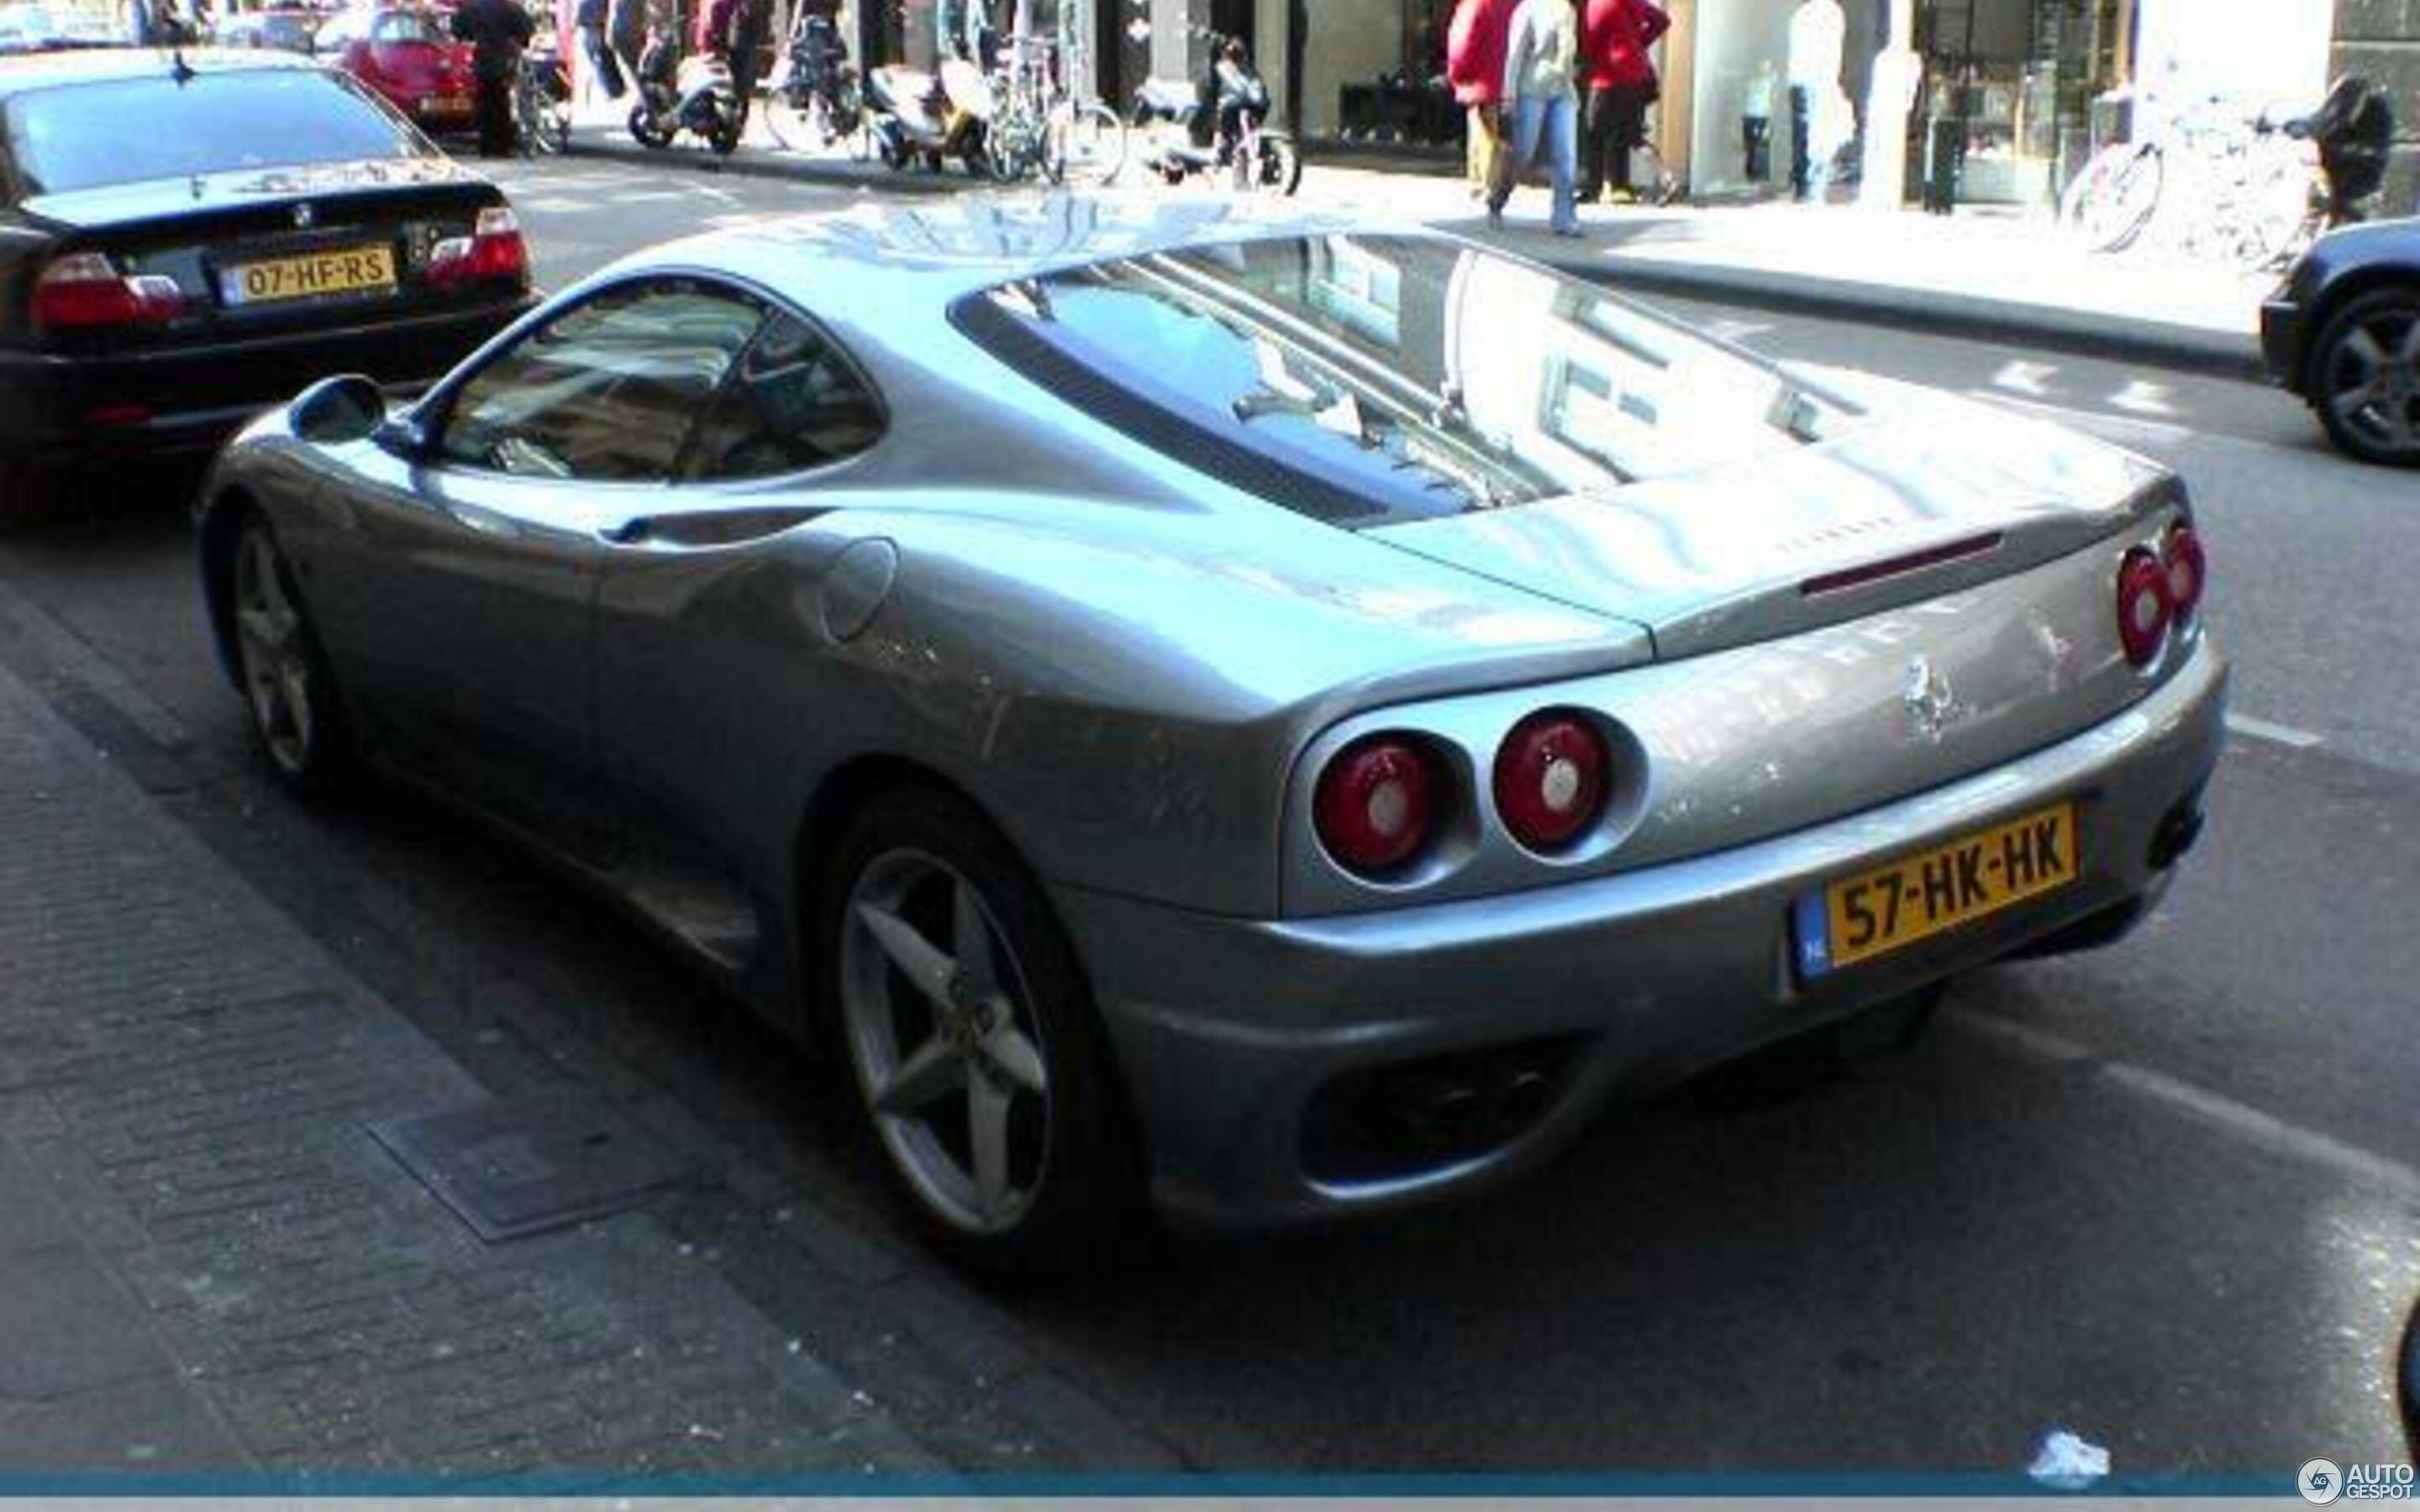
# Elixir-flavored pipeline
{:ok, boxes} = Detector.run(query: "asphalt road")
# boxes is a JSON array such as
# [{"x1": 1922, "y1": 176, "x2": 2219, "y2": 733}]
[{"x1": 2, "y1": 155, "x2": 2415, "y2": 1477}]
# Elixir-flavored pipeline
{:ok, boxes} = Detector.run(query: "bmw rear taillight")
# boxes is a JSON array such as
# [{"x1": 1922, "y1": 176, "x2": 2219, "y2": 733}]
[
  {"x1": 1314, "y1": 735, "x2": 1439, "y2": 877},
  {"x1": 2115, "y1": 547, "x2": 2172, "y2": 667},
  {"x1": 426, "y1": 207, "x2": 529, "y2": 290},
  {"x1": 1492, "y1": 710, "x2": 1608, "y2": 853},
  {"x1": 30, "y1": 252, "x2": 184, "y2": 332},
  {"x1": 2161, "y1": 523, "x2": 2206, "y2": 620}
]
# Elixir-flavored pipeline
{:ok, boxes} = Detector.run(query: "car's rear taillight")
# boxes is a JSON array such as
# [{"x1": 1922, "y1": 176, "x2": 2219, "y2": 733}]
[
  {"x1": 2161, "y1": 523, "x2": 2206, "y2": 620},
  {"x1": 2115, "y1": 547, "x2": 2173, "y2": 667},
  {"x1": 30, "y1": 252, "x2": 184, "y2": 332},
  {"x1": 1314, "y1": 735, "x2": 1439, "y2": 877},
  {"x1": 426, "y1": 207, "x2": 529, "y2": 290},
  {"x1": 1491, "y1": 710, "x2": 1607, "y2": 853}
]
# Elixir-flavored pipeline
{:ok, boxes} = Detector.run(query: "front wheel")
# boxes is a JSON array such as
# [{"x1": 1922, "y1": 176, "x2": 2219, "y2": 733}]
[
  {"x1": 708, "y1": 107, "x2": 743, "y2": 155},
  {"x1": 2311, "y1": 285, "x2": 2420, "y2": 467},
  {"x1": 821, "y1": 787, "x2": 1145, "y2": 1275},
  {"x1": 761, "y1": 83, "x2": 819, "y2": 150},
  {"x1": 2062, "y1": 144, "x2": 2161, "y2": 253},
  {"x1": 1247, "y1": 131, "x2": 1302, "y2": 196},
  {"x1": 628, "y1": 101, "x2": 674, "y2": 149},
  {"x1": 229, "y1": 515, "x2": 351, "y2": 795}
]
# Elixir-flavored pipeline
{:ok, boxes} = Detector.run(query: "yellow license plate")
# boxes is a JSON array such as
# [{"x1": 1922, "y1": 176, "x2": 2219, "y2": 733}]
[
  {"x1": 222, "y1": 245, "x2": 396, "y2": 307},
  {"x1": 1795, "y1": 802, "x2": 2079, "y2": 978}
]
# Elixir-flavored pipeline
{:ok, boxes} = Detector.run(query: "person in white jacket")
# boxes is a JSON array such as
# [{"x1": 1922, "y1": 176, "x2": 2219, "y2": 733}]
[
  {"x1": 1786, "y1": 0, "x2": 1845, "y2": 201},
  {"x1": 1486, "y1": 0, "x2": 1583, "y2": 236}
]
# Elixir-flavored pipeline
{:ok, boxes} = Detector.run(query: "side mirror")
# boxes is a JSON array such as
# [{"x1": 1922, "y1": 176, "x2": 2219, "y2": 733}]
[
  {"x1": 287, "y1": 372, "x2": 386, "y2": 444},
  {"x1": 371, "y1": 409, "x2": 432, "y2": 461}
]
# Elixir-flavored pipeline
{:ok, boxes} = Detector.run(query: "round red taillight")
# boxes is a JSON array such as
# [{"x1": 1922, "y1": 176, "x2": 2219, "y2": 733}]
[
  {"x1": 2116, "y1": 548, "x2": 2173, "y2": 666},
  {"x1": 1491, "y1": 711, "x2": 1609, "y2": 853},
  {"x1": 1314, "y1": 736, "x2": 1438, "y2": 876},
  {"x1": 2161, "y1": 524, "x2": 2206, "y2": 619}
]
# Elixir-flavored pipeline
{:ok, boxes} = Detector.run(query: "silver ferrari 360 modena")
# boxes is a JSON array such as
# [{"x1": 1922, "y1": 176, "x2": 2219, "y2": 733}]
[{"x1": 197, "y1": 197, "x2": 2226, "y2": 1271}]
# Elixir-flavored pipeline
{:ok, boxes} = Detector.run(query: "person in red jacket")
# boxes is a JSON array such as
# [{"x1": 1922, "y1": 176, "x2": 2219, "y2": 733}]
[
  {"x1": 1447, "y1": 0, "x2": 1518, "y2": 196},
  {"x1": 1578, "y1": 0, "x2": 1668, "y2": 202}
]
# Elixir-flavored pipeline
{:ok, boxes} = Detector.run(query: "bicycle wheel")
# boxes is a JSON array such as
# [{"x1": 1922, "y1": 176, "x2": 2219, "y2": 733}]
[
  {"x1": 1045, "y1": 99, "x2": 1126, "y2": 186},
  {"x1": 2064, "y1": 144, "x2": 2162, "y2": 253}
]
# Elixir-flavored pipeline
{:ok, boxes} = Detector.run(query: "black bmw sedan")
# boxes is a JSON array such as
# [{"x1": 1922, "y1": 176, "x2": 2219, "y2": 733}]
[
  {"x1": 2262, "y1": 215, "x2": 2420, "y2": 468},
  {"x1": 0, "y1": 48, "x2": 538, "y2": 513}
]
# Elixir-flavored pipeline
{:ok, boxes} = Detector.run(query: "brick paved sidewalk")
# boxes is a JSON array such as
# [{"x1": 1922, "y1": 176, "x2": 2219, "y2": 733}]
[{"x1": 0, "y1": 652, "x2": 934, "y2": 1479}]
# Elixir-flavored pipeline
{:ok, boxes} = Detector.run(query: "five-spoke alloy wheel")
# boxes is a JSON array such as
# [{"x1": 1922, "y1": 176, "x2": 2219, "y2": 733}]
[
  {"x1": 824, "y1": 788, "x2": 1141, "y2": 1273},
  {"x1": 2312, "y1": 286, "x2": 2420, "y2": 467},
  {"x1": 230, "y1": 516, "x2": 348, "y2": 792}
]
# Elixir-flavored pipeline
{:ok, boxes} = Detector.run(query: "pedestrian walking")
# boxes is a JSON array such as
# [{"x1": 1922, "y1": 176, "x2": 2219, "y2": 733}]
[
  {"x1": 576, "y1": 0, "x2": 624, "y2": 102},
  {"x1": 1577, "y1": 0, "x2": 1665, "y2": 203},
  {"x1": 1786, "y1": 0, "x2": 1844, "y2": 202},
  {"x1": 451, "y1": 0, "x2": 535, "y2": 156},
  {"x1": 1446, "y1": 0, "x2": 1517, "y2": 199},
  {"x1": 1487, "y1": 0, "x2": 1582, "y2": 236}
]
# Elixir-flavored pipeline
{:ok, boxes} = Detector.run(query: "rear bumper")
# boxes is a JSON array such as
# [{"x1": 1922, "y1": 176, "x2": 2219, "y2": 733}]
[
  {"x1": 0, "y1": 295, "x2": 532, "y2": 466},
  {"x1": 1058, "y1": 638, "x2": 2228, "y2": 1231}
]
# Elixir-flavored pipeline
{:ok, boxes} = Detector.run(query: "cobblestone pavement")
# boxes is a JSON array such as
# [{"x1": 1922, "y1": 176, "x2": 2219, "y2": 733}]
[{"x1": 0, "y1": 628, "x2": 936, "y2": 1478}]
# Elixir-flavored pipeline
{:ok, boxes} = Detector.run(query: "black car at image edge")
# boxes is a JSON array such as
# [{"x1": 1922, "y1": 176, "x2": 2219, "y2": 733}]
[
  {"x1": 2262, "y1": 214, "x2": 2420, "y2": 469},
  {"x1": 0, "y1": 47, "x2": 538, "y2": 511}
]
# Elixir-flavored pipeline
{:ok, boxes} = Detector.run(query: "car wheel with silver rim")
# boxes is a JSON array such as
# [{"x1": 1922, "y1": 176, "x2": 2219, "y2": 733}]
[
  {"x1": 231, "y1": 516, "x2": 349, "y2": 793},
  {"x1": 2312, "y1": 285, "x2": 2420, "y2": 466},
  {"x1": 823, "y1": 787, "x2": 1144, "y2": 1273}
]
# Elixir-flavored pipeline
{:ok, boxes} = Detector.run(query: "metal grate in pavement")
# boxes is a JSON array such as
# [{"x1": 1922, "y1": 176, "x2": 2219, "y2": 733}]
[{"x1": 370, "y1": 1087, "x2": 687, "y2": 1242}]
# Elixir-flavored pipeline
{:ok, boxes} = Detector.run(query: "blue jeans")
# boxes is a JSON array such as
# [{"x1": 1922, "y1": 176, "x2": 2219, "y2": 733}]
[{"x1": 1491, "y1": 92, "x2": 1580, "y2": 232}]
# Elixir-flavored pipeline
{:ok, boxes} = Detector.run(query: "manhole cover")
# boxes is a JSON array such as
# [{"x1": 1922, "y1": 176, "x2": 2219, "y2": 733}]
[{"x1": 370, "y1": 1088, "x2": 686, "y2": 1242}]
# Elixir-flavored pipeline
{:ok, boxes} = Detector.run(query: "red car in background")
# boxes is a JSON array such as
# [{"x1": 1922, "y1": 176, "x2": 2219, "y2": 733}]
[{"x1": 314, "y1": 4, "x2": 474, "y2": 135}]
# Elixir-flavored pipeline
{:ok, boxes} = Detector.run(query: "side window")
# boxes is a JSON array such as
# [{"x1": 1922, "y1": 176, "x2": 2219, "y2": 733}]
[
  {"x1": 679, "y1": 308, "x2": 886, "y2": 482},
  {"x1": 435, "y1": 280, "x2": 765, "y2": 483}
]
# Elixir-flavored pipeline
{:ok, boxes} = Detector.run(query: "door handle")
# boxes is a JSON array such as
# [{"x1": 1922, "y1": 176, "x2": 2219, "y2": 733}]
[{"x1": 597, "y1": 517, "x2": 654, "y2": 545}]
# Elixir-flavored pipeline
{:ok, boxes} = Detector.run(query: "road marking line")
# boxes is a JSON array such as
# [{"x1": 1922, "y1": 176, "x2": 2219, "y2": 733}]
[
  {"x1": 2226, "y1": 712, "x2": 2326, "y2": 749},
  {"x1": 1962, "y1": 389, "x2": 2196, "y2": 444},
  {"x1": 1961, "y1": 1011, "x2": 2420, "y2": 1203},
  {"x1": 2101, "y1": 1060, "x2": 2420, "y2": 1205}
]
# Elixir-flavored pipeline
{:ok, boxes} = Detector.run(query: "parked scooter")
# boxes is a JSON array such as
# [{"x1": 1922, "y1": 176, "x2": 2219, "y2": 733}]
[
  {"x1": 862, "y1": 54, "x2": 993, "y2": 176},
  {"x1": 627, "y1": 30, "x2": 742, "y2": 155},
  {"x1": 2283, "y1": 75, "x2": 2396, "y2": 227},
  {"x1": 1130, "y1": 31, "x2": 1300, "y2": 195}
]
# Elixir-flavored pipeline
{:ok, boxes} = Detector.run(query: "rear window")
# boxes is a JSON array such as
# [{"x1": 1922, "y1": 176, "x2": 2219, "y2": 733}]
[
  {"x1": 369, "y1": 9, "x2": 447, "y2": 44},
  {"x1": 955, "y1": 234, "x2": 1849, "y2": 526},
  {"x1": 5, "y1": 67, "x2": 429, "y2": 193}
]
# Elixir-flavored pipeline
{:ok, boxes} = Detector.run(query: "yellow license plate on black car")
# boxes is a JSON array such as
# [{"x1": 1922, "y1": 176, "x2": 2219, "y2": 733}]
[
  {"x1": 221, "y1": 245, "x2": 396, "y2": 307},
  {"x1": 1793, "y1": 802, "x2": 2079, "y2": 979}
]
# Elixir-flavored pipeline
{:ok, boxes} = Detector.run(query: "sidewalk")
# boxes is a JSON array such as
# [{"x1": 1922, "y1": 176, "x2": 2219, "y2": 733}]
[
  {"x1": 559, "y1": 118, "x2": 2271, "y2": 379},
  {"x1": 0, "y1": 633, "x2": 934, "y2": 1478}
]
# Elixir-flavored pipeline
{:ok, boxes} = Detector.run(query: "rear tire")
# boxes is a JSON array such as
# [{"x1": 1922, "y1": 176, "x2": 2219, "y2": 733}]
[
  {"x1": 2063, "y1": 144, "x2": 2161, "y2": 253},
  {"x1": 818, "y1": 785, "x2": 1146, "y2": 1277}
]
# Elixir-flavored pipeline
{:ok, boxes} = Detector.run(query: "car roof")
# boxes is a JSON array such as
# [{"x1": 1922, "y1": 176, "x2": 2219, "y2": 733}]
[
  {"x1": 0, "y1": 46, "x2": 317, "y2": 98},
  {"x1": 620, "y1": 193, "x2": 1416, "y2": 322}
]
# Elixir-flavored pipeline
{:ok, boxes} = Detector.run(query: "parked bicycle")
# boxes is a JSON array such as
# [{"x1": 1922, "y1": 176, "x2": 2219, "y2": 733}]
[
  {"x1": 513, "y1": 33, "x2": 573, "y2": 155},
  {"x1": 2061, "y1": 82, "x2": 2391, "y2": 271},
  {"x1": 974, "y1": 26, "x2": 1125, "y2": 186}
]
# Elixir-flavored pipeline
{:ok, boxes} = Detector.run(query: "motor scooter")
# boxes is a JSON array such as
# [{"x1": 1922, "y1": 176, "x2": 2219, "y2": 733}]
[
  {"x1": 2283, "y1": 75, "x2": 2396, "y2": 227},
  {"x1": 1129, "y1": 29, "x2": 1299, "y2": 195},
  {"x1": 627, "y1": 31, "x2": 742, "y2": 155},
  {"x1": 862, "y1": 55, "x2": 993, "y2": 176}
]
